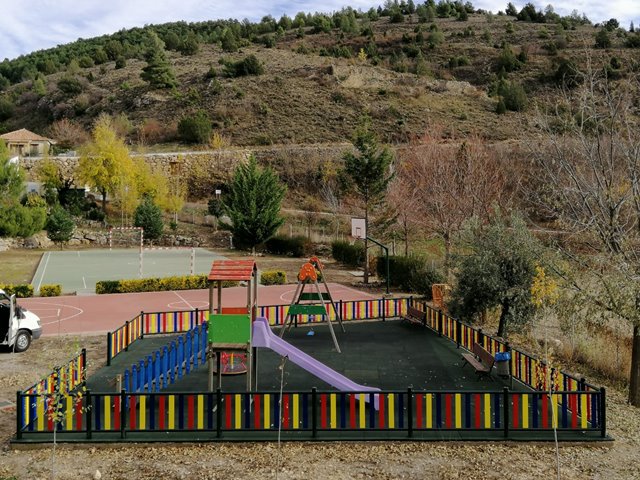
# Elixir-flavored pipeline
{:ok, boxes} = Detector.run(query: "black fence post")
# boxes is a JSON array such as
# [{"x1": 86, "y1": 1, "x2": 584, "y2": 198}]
[
  {"x1": 85, "y1": 390, "x2": 93, "y2": 440},
  {"x1": 125, "y1": 321, "x2": 130, "y2": 351},
  {"x1": 16, "y1": 391, "x2": 22, "y2": 440},
  {"x1": 382, "y1": 297, "x2": 386, "y2": 322},
  {"x1": 339, "y1": 300, "x2": 343, "y2": 322},
  {"x1": 578, "y1": 377, "x2": 586, "y2": 391},
  {"x1": 456, "y1": 320, "x2": 461, "y2": 349},
  {"x1": 407, "y1": 388, "x2": 413, "y2": 438},
  {"x1": 478, "y1": 328, "x2": 484, "y2": 348},
  {"x1": 195, "y1": 308, "x2": 199, "y2": 327},
  {"x1": 120, "y1": 389, "x2": 126, "y2": 439},
  {"x1": 503, "y1": 387, "x2": 509, "y2": 439},
  {"x1": 506, "y1": 342, "x2": 513, "y2": 389},
  {"x1": 140, "y1": 311, "x2": 145, "y2": 339},
  {"x1": 438, "y1": 310, "x2": 443, "y2": 337},
  {"x1": 216, "y1": 388, "x2": 222, "y2": 439},
  {"x1": 81, "y1": 348, "x2": 87, "y2": 384},
  {"x1": 106, "y1": 333, "x2": 112, "y2": 366},
  {"x1": 311, "y1": 388, "x2": 318, "y2": 439},
  {"x1": 600, "y1": 387, "x2": 607, "y2": 438}
]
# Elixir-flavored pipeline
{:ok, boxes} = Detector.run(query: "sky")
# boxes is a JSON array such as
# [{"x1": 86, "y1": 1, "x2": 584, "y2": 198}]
[{"x1": 0, "y1": 0, "x2": 638, "y2": 61}]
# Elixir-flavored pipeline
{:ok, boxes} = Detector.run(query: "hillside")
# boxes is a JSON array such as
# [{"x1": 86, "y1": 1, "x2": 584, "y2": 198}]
[{"x1": 1, "y1": 7, "x2": 639, "y2": 147}]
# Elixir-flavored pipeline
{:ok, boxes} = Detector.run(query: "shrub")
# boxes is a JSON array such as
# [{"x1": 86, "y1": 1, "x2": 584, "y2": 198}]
[
  {"x1": 224, "y1": 55, "x2": 264, "y2": 77},
  {"x1": 595, "y1": 29, "x2": 611, "y2": 49},
  {"x1": 95, "y1": 275, "x2": 238, "y2": 294},
  {"x1": 331, "y1": 241, "x2": 364, "y2": 268},
  {"x1": 502, "y1": 82, "x2": 527, "y2": 111},
  {"x1": 260, "y1": 270, "x2": 287, "y2": 285},
  {"x1": 376, "y1": 255, "x2": 443, "y2": 298},
  {"x1": 95, "y1": 280, "x2": 120, "y2": 294},
  {"x1": 265, "y1": 235, "x2": 311, "y2": 257},
  {"x1": 0, "y1": 283, "x2": 34, "y2": 298},
  {"x1": 178, "y1": 110, "x2": 212, "y2": 144},
  {"x1": 57, "y1": 76, "x2": 83, "y2": 95},
  {"x1": 0, "y1": 204, "x2": 47, "y2": 238},
  {"x1": 40, "y1": 284, "x2": 62, "y2": 297},
  {"x1": 0, "y1": 98, "x2": 14, "y2": 121}
]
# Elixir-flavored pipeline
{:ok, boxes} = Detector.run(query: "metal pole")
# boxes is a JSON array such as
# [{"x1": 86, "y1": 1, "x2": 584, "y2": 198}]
[{"x1": 366, "y1": 237, "x2": 390, "y2": 295}]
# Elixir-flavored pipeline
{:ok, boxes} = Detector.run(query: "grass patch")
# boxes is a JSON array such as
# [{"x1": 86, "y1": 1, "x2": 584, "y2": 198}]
[{"x1": 0, "y1": 250, "x2": 43, "y2": 284}]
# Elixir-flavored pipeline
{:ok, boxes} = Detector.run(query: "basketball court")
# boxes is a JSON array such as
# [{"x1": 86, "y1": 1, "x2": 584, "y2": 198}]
[
  {"x1": 31, "y1": 248, "x2": 226, "y2": 294},
  {"x1": 18, "y1": 283, "x2": 375, "y2": 336}
]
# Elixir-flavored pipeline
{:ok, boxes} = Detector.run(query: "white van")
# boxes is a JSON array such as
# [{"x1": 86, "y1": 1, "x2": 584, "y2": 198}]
[{"x1": 0, "y1": 289, "x2": 42, "y2": 352}]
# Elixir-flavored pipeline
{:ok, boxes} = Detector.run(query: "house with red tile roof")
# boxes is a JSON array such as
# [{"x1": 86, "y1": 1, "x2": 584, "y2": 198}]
[{"x1": 0, "y1": 128, "x2": 55, "y2": 157}]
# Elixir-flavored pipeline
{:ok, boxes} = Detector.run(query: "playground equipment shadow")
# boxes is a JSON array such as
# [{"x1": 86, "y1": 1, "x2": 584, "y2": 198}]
[{"x1": 88, "y1": 320, "x2": 522, "y2": 394}]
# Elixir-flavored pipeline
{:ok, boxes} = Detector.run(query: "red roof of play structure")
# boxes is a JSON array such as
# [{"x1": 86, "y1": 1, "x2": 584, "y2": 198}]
[{"x1": 208, "y1": 260, "x2": 257, "y2": 281}]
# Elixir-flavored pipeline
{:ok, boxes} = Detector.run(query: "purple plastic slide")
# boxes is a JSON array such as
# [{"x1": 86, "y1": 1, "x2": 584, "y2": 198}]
[{"x1": 252, "y1": 317, "x2": 380, "y2": 409}]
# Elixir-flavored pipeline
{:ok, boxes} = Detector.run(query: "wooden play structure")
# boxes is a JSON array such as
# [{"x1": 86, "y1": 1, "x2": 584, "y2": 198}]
[
  {"x1": 206, "y1": 260, "x2": 258, "y2": 391},
  {"x1": 279, "y1": 256, "x2": 345, "y2": 353}
]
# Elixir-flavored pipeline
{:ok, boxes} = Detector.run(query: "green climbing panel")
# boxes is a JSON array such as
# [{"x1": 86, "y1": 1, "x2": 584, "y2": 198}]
[
  {"x1": 208, "y1": 313, "x2": 251, "y2": 344},
  {"x1": 288, "y1": 305, "x2": 328, "y2": 315},
  {"x1": 299, "y1": 292, "x2": 331, "y2": 301}
]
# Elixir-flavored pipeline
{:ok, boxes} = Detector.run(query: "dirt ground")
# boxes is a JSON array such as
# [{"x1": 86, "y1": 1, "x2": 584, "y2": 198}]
[{"x1": 1, "y1": 335, "x2": 640, "y2": 480}]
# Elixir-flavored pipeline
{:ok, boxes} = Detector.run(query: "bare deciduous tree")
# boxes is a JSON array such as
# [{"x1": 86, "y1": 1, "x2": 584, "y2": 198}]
[
  {"x1": 530, "y1": 62, "x2": 640, "y2": 406},
  {"x1": 395, "y1": 128, "x2": 510, "y2": 275}
]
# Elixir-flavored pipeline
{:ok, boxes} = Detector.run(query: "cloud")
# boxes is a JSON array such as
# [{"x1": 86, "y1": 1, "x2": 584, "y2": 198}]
[{"x1": 0, "y1": 0, "x2": 638, "y2": 60}]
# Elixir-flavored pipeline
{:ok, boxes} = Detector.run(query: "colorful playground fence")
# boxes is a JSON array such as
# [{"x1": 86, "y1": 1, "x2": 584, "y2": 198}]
[
  {"x1": 408, "y1": 299, "x2": 604, "y2": 428},
  {"x1": 18, "y1": 349, "x2": 87, "y2": 432},
  {"x1": 106, "y1": 298, "x2": 407, "y2": 365},
  {"x1": 121, "y1": 324, "x2": 208, "y2": 394},
  {"x1": 16, "y1": 386, "x2": 605, "y2": 441}
]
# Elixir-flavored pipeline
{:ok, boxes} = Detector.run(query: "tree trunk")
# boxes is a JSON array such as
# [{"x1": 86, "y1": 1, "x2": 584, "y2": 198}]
[
  {"x1": 364, "y1": 207, "x2": 369, "y2": 284},
  {"x1": 101, "y1": 190, "x2": 107, "y2": 213},
  {"x1": 497, "y1": 300, "x2": 509, "y2": 338},
  {"x1": 630, "y1": 325, "x2": 640, "y2": 406},
  {"x1": 444, "y1": 234, "x2": 452, "y2": 281}
]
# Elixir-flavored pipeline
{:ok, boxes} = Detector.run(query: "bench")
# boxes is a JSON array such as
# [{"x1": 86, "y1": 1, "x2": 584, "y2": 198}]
[
  {"x1": 402, "y1": 306, "x2": 426, "y2": 326},
  {"x1": 461, "y1": 343, "x2": 495, "y2": 379}
]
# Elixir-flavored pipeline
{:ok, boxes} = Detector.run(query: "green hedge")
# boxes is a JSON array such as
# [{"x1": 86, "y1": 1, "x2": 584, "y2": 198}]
[
  {"x1": 95, "y1": 275, "x2": 238, "y2": 294},
  {"x1": 376, "y1": 255, "x2": 444, "y2": 299},
  {"x1": 39, "y1": 284, "x2": 62, "y2": 297},
  {"x1": 260, "y1": 270, "x2": 287, "y2": 285},
  {"x1": 265, "y1": 235, "x2": 312, "y2": 257},
  {"x1": 0, "y1": 283, "x2": 34, "y2": 298},
  {"x1": 331, "y1": 241, "x2": 364, "y2": 268}
]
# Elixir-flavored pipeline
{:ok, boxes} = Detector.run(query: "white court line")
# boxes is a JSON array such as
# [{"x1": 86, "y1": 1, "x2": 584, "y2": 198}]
[
  {"x1": 171, "y1": 290, "x2": 195, "y2": 310},
  {"x1": 26, "y1": 302, "x2": 84, "y2": 326},
  {"x1": 82, "y1": 276, "x2": 87, "y2": 289},
  {"x1": 35, "y1": 252, "x2": 51, "y2": 292}
]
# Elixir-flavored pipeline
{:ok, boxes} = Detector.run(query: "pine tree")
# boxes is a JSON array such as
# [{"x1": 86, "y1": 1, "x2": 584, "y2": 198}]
[
  {"x1": 134, "y1": 197, "x2": 164, "y2": 241},
  {"x1": 221, "y1": 155, "x2": 286, "y2": 251},
  {"x1": 46, "y1": 205, "x2": 75, "y2": 244},
  {"x1": 140, "y1": 31, "x2": 177, "y2": 89},
  {"x1": 342, "y1": 118, "x2": 395, "y2": 283}
]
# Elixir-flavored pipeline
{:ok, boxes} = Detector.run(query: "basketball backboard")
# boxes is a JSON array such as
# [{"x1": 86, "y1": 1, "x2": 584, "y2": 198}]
[{"x1": 351, "y1": 217, "x2": 366, "y2": 239}]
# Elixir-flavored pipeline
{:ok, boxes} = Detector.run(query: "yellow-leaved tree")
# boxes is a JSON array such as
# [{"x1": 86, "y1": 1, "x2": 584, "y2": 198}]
[{"x1": 76, "y1": 114, "x2": 136, "y2": 213}]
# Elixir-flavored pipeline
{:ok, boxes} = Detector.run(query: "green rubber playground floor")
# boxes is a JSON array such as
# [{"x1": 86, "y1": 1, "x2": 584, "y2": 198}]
[
  {"x1": 88, "y1": 320, "x2": 526, "y2": 394},
  {"x1": 31, "y1": 248, "x2": 226, "y2": 295}
]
